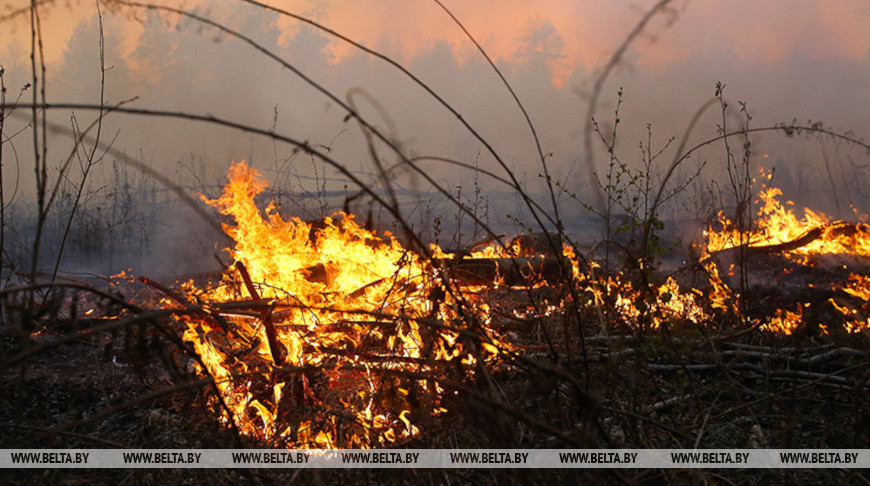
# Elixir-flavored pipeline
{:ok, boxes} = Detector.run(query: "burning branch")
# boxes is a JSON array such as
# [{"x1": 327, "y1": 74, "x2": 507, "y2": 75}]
[
  {"x1": 137, "y1": 275, "x2": 243, "y2": 341},
  {"x1": 703, "y1": 221, "x2": 870, "y2": 264},
  {"x1": 234, "y1": 261, "x2": 284, "y2": 366},
  {"x1": 138, "y1": 275, "x2": 190, "y2": 306}
]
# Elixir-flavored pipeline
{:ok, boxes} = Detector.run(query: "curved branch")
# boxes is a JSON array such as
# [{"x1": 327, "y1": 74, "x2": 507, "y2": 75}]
[
  {"x1": 583, "y1": 0, "x2": 675, "y2": 211},
  {"x1": 431, "y1": 0, "x2": 564, "y2": 232}
]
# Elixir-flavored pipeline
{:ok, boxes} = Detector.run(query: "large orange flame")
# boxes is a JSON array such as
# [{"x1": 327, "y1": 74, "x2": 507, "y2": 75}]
[{"x1": 173, "y1": 162, "x2": 512, "y2": 448}]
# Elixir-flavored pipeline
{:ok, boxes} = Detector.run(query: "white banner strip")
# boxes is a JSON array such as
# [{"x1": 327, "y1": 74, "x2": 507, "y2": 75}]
[{"x1": 1, "y1": 449, "x2": 867, "y2": 468}]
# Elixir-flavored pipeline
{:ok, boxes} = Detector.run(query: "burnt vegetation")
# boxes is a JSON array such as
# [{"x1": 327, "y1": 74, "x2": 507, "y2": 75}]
[{"x1": 2, "y1": 1, "x2": 870, "y2": 485}]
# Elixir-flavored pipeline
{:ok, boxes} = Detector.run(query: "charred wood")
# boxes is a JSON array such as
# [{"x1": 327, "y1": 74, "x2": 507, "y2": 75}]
[{"x1": 434, "y1": 256, "x2": 567, "y2": 286}]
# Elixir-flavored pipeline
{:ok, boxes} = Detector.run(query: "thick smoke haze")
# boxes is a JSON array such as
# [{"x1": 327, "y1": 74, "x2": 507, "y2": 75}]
[{"x1": 0, "y1": 0, "x2": 868, "y2": 277}]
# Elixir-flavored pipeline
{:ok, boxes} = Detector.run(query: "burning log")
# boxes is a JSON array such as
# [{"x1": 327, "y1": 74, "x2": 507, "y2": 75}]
[
  {"x1": 508, "y1": 232, "x2": 564, "y2": 257},
  {"x1": 292, "y1": 255, "x2": 568, "y2": 289},
  {"x1": 435, "y1": 256, "x2": 567, "y2": 287},
  {"x1": 705, "y1": 221, "x2": 870, "y2": 263},
  {"x1": 318, "y1": 347, "x2": 438, "y2": 365}
]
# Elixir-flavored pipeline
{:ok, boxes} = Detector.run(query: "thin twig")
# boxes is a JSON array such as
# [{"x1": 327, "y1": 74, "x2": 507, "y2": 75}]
[
  {"x1": 583, "y1": 0, "x2": 675, "y2": 211},
  {"x1": 50, "y1": 0, "x2": 108, "y2": 282}
]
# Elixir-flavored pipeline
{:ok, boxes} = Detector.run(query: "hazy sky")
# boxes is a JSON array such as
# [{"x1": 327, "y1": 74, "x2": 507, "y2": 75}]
[
  {"x1": 8, "y1": 1, "x2": 870, "y2": 76},
  {"x1": 2, "y1": 0, "x2": 870, "y2": 222}
]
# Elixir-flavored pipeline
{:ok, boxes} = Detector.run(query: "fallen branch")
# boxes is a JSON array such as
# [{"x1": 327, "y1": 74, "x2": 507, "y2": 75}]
[
  {"x1": 642, "y1": 391, "x2": 711, "y2": 414},
  {"x1": 701, "y1": 221, "x2": 870, "y2": 265},
  {"x1": 647, "y1": 361, "x2": 870, "y2": 387},
  {"x1": 805, "y1": 347, "x2": 866, "y2": 366},
  {"x1": 138, "y1": 275, "x2": 240, "y2": 340},
  {"x1": 138, "y1": 275, "x2": 190, "y2": 306},
  {"x1": 647, "y1": 347, "x2": 865, "y2": 370},
  {"x1": 570, "y1": 348, "x2": 639, "y2": 364},
  {"x1": 435, "y1": 256, "x2": 565, "y2": 286}
]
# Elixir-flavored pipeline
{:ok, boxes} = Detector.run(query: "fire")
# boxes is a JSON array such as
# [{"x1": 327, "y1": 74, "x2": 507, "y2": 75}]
[
  {"x1": 576, "y1": 173, "x2": 870, "y2": 337},
  {"x1": 830, "y1": 274, "x2": 870, "y2": 335},
  {"x1": 701, "y1": 173, "x2": 870, "y2": 335},
  {"x1": 760, "y1": 307, "x2": 805, "y2": 335},
  {"x1": 169, "y1": 162, "x2": 508, "y2": 448},
  {"x1": 704, "y1": 185, "x2": 870, "y2": 262},
  {"x1": 583, "y1": 271, "x2": 709, "y2": 331},
  {"x1": 152, "y1": 162, "x2": 870, "y2": 446}
]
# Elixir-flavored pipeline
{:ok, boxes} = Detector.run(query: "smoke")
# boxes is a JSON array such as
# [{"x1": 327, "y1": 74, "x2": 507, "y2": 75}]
[{"x1": 0, "y1": 0, "x2": 868, "y2": 277}]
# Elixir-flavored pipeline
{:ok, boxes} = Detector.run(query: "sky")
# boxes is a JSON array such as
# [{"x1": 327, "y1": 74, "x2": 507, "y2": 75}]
[
  {"x1": 6, "y1": 1, "x2": 870, "y2": 77},
  {"x1": 1, "y1": 0, "x2": 869, "y2": 274}
]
